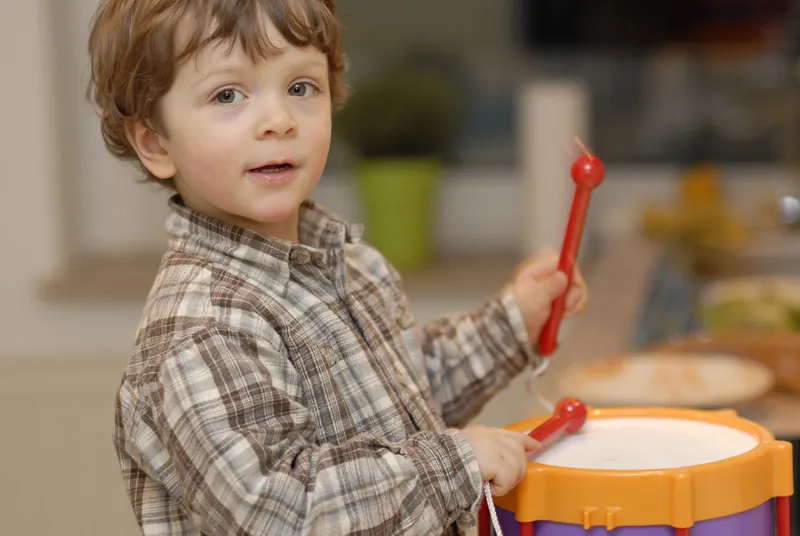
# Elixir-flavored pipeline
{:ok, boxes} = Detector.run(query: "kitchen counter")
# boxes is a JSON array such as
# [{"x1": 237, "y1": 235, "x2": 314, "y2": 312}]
[{"x1": 531, "y1": 237, "x2": 800, "y2": 439}]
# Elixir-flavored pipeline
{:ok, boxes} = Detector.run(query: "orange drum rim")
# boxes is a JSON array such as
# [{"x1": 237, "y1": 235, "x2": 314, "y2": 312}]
[{"x1": 494, "y1": 407, "x2": 794, "y2": 529}]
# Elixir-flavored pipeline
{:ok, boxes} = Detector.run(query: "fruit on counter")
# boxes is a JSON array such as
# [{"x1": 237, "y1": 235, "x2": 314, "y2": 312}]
[
  {"x1": 640, "y1": 205, "x2": 682, "y2": 236},
  {"x1": 679, "y1": 164, "x2": 722, "y2": 207},
  {"x1": 701, "y1": 278, "x2": 800, "y2": 332},
  {"x1": 640, "y1": 164, "x2": 750, "y2": 251},
  {"x1": 702, "y1": 298, "x2": 800, "y2": 332},
  {"x1": 640, "y1": 203, "x2": 749, "y2": 250}
]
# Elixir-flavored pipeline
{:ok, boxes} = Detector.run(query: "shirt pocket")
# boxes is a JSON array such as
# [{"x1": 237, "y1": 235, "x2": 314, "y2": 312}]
[{"x1": 289, "y1": 334, "x2": 365, "y2": 443}]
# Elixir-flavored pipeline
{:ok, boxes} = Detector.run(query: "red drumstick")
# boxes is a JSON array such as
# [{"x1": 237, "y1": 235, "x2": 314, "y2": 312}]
[
  {"x1": 537, "y1": 149, "x2": 605, "y2": 357},
  {"x1": 527, "y1": 397, "x2": 588, "y2": 446}
]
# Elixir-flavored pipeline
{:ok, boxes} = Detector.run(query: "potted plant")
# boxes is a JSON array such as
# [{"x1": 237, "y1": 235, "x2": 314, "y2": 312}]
[{"x1": 335, "y1": 63, "x2": 460, "y2": 272}]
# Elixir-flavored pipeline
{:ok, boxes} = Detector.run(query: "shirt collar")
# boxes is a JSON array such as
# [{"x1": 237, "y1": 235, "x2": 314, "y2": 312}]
[{"x1": 164, "y1": 194, "x2": 363, "y2": 285}]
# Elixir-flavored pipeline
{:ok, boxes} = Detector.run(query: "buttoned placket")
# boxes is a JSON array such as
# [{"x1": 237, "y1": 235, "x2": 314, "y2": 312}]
[
  {"x1": 335, "y1": 271, "x2": 438, "y2": 433},
  {"x1": 320, "y1": 224, "x2": 437, "y2": 433}
]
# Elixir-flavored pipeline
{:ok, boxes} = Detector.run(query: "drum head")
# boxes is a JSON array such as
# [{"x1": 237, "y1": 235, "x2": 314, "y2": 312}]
[{"x1": 532, "y1": 416, "x2": 759, "y2": 470}]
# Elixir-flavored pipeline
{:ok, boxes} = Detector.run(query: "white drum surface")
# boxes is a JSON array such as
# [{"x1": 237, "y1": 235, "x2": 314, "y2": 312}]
[{"x1": 531, "y1": 417, "x2": 759, "y2": 470}]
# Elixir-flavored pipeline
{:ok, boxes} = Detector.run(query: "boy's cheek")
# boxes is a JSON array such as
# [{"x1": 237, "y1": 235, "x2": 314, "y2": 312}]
[{"x1": 176, "y1": 133, "x2": 241, "y2": 168}]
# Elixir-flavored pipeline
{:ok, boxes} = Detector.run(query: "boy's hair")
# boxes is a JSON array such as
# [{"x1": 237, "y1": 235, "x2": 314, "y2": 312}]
[{"x1": 87, "y1": 0, "x2": 347, "y2": 187}]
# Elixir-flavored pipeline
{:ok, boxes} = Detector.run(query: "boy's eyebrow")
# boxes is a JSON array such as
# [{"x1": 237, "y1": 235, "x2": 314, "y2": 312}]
[
  {"x1": 192, "y1": 62, "x2": 247, "y2": 86},
  {"x1": 193, "y1": 54, "x2": 328, "y2": 87},
  {"x1": 291, "y1": 57, "x2": 328, "y2": 71}
]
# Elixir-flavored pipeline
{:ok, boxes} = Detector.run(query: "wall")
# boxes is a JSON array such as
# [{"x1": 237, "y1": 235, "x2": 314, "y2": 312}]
[
  {"x1": 0, "y1": 358, "x2": 141, "y2": 535},
  {"x1": 335, "y1": 0, "x2": 516, "y2": 58},
  {"x1": 53, "y1": 0, "x2": 173, "y2": 258},
  {"x1": 0, "y1": 0, "x2": 146, "y2": 361}
]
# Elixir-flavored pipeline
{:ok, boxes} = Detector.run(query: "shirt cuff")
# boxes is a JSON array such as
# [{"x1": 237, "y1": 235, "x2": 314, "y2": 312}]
[
  {"x1": 500, "y1": 288, "x2": 544, "y2": 372},
  {"x1": 403, "y1": 429, "x2": 483, "y2": 527}
]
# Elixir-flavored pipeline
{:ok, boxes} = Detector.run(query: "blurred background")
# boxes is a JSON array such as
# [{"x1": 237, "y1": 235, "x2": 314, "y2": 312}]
[{"x1": 3, "y1": 0, "x2": 800, "y2": 534}]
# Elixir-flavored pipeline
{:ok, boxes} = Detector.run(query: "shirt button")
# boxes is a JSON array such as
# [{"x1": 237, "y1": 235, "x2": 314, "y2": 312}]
[
  {"x1": 312, "y1": 252, "x2": 326, "y2": 268},
  {"x1": 397, "y1": 308, "x2": 415, "y2": 330},
  {"x1": 290, "y1": 248, "x2": 311, "y2": 264},
  {"x1": 323, "y1": 346, "x2": 337, "y2": 367}
]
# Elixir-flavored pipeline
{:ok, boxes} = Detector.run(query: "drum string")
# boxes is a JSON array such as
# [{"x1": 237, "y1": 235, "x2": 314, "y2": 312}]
[
  {"x1": 526, "y1": 358, "x2": 555, "y2": 412},
  {"x1": 483, "y1": 481, "x2": 505, "y2": 536}
]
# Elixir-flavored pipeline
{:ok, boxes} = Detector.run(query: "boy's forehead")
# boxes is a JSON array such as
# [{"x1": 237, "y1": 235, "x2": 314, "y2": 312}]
[
  {"x1": 166, "y1": 0, "x2": 333, "y2": 82},
  {"x1": 175, "y1": 14, "x2": 285, "y2": 66},
  {"x1": 177, "y1": 30, "x2": 327, "y2": 84}
]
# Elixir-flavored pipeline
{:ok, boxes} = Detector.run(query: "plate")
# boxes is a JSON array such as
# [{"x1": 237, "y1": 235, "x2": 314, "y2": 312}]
[{"x1": 557, "y1": 351, "x2": 775, "y2": 409}]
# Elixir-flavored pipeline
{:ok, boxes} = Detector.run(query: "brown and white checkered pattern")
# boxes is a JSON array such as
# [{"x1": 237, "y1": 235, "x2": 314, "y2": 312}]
[{"x1": 114, "y1": 195, "x2": 539, "y2": 535}]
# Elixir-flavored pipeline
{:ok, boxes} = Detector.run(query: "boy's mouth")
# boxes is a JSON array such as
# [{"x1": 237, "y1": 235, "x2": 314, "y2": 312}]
[{"x1": 250, "y1": 162, "x2": 294, "y2": 173}]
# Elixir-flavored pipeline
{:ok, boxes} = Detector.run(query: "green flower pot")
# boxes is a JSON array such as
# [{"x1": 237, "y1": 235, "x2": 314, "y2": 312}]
[{"x1": 355, "y1": 157, "x2": 441, "y2": 272}]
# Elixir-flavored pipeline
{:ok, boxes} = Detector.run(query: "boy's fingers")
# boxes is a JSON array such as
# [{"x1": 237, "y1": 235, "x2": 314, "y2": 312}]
[
  {"x1": 533, "y1": 248, "x2": 558, "y2": 263},
  {"x1": 540, "y1": 272, "x2": 568, "y2": 301},
  {"x1": 498, "y1": 430, "x2": 540, "y2": 452},
  {"x1": 572, "y1": 264, "x2": 585, "y2": 285},
  {"x1": 490, "y1": 457, "x2": 512, "y2": 496},
  {"x1": 515, "y1": 248, "x2": 560, "y2": 278},
  {"x1": 523, "y1": 436, "x2": 540, "y2": 451},
  {"x1": 565, "y1": 288, "x2": 581, "y2": 311},
  {"x1": 517, "y1": 256, "x2": 559, "y2": 281}
]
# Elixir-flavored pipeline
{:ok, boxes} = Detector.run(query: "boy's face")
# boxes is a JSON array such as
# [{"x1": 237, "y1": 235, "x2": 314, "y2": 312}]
[{"x1": 131, "y1": 17, "x2": 332, "y2": 241}]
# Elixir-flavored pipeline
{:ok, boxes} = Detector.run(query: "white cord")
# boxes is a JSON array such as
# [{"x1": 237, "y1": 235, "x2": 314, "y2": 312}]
[
  {"x1": 483, "y1": 481, "x2": 504, "y2": 536},
  {"x1": 530, "y1": 357, "x2": 549, "y2": 377},
  {"x1": 525, "y1": 359, "x2": 555, "y2": 413}
]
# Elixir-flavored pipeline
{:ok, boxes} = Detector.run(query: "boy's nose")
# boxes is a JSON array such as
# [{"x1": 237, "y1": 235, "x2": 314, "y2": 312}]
[{"x1": 256, "y1": 100, "x2": 296, "y2": 138}]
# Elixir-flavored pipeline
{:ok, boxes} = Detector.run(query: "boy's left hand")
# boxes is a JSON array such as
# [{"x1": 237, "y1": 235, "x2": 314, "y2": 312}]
[{"x1": 509, "y1": 249, "x2": 588, "y2": 343}]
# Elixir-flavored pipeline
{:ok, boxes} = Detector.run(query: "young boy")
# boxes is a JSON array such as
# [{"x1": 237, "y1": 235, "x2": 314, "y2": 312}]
[{"x1": 87, "y1": 0, "x2": 588, "y2": 534}]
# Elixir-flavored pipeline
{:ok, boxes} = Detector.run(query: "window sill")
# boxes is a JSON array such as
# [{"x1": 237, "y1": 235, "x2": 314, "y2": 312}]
[
  {"x1": 38, "y1": 252, "x2": 163, "y2": 304},
  {"x1": 38, "y1": 251, "x2": 522, "y2": 305}
]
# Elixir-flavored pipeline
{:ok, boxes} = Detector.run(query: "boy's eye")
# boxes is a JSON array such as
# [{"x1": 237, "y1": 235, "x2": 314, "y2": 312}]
[
  {"x1": 214, "y1": 88, "x2": 245, "y2": 105},
  {"x1": 288, "y1": 82, "x2": 313, "y2": 97}
]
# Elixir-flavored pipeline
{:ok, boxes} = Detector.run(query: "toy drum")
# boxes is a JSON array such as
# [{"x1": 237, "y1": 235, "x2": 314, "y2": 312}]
[{"x1": 481, "y1": 406, "x2": 794, "y2": 535}]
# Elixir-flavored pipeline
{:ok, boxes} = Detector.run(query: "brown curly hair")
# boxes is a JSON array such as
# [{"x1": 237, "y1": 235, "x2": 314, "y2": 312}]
[{"x1": 87, "y1": 0, "x2": 347, "y2": 187}]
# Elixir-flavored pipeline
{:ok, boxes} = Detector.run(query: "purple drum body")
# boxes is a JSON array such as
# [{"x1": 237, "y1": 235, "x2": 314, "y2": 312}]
[{"x1": 494, "y1": 501, "x2": 773, "y2": 535}]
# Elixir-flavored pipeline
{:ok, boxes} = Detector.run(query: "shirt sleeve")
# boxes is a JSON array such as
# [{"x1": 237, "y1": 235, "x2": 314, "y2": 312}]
[
  {"x1": 418, "y1": 288, "x2": 543, "y2": 428},
  {"x1": 142, "y1": 325, "x2": 483, "y2": 535}
]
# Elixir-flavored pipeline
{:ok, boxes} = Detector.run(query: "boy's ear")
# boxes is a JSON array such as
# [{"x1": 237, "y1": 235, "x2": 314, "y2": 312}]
[{"x1": 125, "y1": 121, "x2": 177, "y2": 180}]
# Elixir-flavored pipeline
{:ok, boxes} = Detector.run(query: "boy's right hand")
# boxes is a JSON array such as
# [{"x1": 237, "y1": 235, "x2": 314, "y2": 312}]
[{"x1": 462, "y1": 426, "x2": 540, "y2": 496}]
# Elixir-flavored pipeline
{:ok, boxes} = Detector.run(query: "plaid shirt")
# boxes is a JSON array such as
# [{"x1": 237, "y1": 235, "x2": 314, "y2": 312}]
[{"x1": 114, "y1": 195, "x2": 539, "y2": 535}]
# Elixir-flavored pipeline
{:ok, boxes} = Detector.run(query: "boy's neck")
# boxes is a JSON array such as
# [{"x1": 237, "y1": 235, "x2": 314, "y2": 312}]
[
  {"x1": 246, "y1": 213, "x2": 301, "y2": 243},
  {"x1": 175, "y1": 192, "x2": 302, "y2": 244}
]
